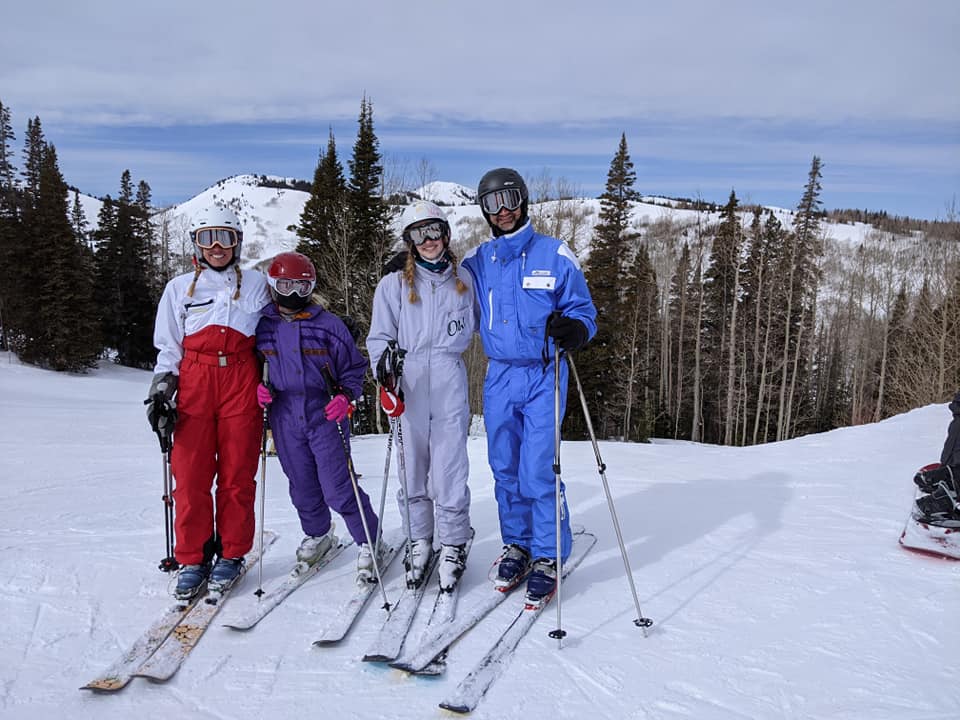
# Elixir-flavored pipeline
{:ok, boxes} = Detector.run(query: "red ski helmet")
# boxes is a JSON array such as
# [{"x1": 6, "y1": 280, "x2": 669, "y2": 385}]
[{"x1": 267, "y1": 252, "x2": 316, "y2": 299}]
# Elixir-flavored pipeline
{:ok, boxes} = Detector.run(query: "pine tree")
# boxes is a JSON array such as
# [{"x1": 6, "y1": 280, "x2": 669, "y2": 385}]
[
  {"x1": 135, "y1": 180, "x2": 159, "y2": 297},
  {"x1": 0, "y1": 100, "x2": 16, "y2": 216},
  {"x1": 700, "y1": 190, "x2": 743, "y2": 443},
  {"x1": 95, "y1": 171, "x2": 158, "y2": 368},
  {"x1": 344, "y1": 96, "x2": 393, "y2": 433},
  {"x1": 579, "y1": 133, "x2": 642, "y2": 439},
  {"x1": 18, "y1": 144, "x2": 100, "y2": 369},
  {"x1": 0, "y1": 100, "x2": 20, "y2": 350},
  {"x1": 21, "y1": 117, "x2": 44, "y2": 201},
  {"x1": 70, "y1": 189, "x2": 89, "y2": 246},
  {"x1": 775, "y1": 156, "x2": 825, "y2": 439},
  {"x1": 297, "y1": 128, "x2": 349, "y2": 316}
]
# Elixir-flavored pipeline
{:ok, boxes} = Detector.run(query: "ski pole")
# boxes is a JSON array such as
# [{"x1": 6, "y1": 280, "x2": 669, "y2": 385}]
[
  {"x1": 549, "y1": 340, "x2": 566, "y2": 647},
  {"x1": 159, "y1": 447, "x2": 178, "y2": 572},
  {"x1": 566, "y1": 353, "x2": 653, "y2": 633},
  {"x1": 375, "y1": 416, "x2": 395, "y2": 552},
  {"x1": 322, "y1": 365, "x2": 392, "y2": 613},
  {"x1": 379, "y1": 341, "x2": 412, "y2": 575},
  {"x1": 146, "y1": 390, "x2": 178, "y2": 573},
  {"x1": 394, "y1": 416, "x2": 416, "y2": 584},
  {"x1": 254, "y1": 361, "x2": 270, "y2": 598}
]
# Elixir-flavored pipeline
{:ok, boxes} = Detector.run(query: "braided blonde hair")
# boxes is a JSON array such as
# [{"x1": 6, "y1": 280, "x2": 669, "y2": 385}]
[
  {"x1": 403, "y1": 249, "x2": 467, "y2": 304},
  {"x1": 185, "y1": 263, "x2": 242, "y2": 300}
]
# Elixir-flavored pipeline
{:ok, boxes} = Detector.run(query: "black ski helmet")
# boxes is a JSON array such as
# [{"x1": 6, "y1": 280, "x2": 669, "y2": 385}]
[{"x1": 477, "y1": 167, "x2": 529, "y2": 236}]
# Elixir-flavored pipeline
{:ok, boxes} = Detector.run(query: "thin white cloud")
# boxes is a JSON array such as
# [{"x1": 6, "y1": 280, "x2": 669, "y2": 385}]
[{"x1": 2, "y1": 1, "x2": 957, "y2": 127}]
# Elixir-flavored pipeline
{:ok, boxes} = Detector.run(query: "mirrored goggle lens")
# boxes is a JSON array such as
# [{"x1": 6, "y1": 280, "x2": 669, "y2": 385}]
[
  {"x1": 269, "y1": 276, "x2": 315, "y2": 297},
  {"x1": 407, "y1": 221, "x2": 446, "y2": 246},
  {"x1": 194, "y1": 227, "x2": 239, "y2": 249},
  {"x1": 480, "y1": 188, "x2": 523, "y2": 215}
]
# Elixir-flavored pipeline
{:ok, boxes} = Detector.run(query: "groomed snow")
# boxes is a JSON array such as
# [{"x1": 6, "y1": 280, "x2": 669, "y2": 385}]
[{"x1": 0, "y1": 352, "x2": 956, "y2": 719}]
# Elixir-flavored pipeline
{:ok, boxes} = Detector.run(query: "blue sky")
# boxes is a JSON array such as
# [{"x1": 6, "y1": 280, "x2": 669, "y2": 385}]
[{"x1": 2, "y1": 1, "x2": 957, "y2": 220}]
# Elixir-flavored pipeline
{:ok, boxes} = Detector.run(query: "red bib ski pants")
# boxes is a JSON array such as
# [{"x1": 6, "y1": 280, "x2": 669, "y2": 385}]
[{"x1": 171, "y1": 327, "x2": 262, "y2": 564}]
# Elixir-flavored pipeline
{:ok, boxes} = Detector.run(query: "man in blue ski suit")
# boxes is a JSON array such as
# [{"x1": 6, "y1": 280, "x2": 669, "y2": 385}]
[{"x1": 462, "y1": 167, "x2": 597, "y2": 605}]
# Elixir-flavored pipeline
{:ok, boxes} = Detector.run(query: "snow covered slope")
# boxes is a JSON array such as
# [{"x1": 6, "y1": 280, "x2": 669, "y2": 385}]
[{"x1": 0, "y1": 352, "x2": 956, "y2": 719}]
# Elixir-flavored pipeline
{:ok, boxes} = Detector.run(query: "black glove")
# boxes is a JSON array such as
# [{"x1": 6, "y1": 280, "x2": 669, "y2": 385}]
[
  {"x1": 547, "y1": 315, "x2": 589, "y2": 351},
  {"x1": 376, "y1": 343, "x2": 406, "y2": 389},
  {"x1": 145, "y1": 372, "x2": 178, "y2": 451}
]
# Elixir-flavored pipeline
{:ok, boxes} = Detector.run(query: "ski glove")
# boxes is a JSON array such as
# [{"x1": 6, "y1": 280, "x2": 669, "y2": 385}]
[
  {"x1": 256, "y1": 382, "x2": 274, "y2": 408},
  {"x1": 376, "y1": 344, "x2": 406, "y2": 389},
  {"x1": 325, "y1": 394, "x2": 353, "y2": 422},
  {"x1": 547, "y1": 315, "x2": 589, "y2": 351},
  {"x1": 379, "y1": 386, "x2": 405, "y2": 418},
  {"x1": 145, "y1": 372, "x2": 178, "y2": 451}
]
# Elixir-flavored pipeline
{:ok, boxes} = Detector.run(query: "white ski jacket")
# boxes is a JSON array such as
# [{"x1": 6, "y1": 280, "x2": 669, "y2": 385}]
[{"x1": 366, "y1": 262, "x2": 477, "y2": 545}]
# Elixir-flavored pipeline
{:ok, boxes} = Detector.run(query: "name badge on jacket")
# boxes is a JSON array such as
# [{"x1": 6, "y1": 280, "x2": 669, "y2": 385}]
[{"x1": 522, "y1": 275, "x2": 556, "y2": 290}]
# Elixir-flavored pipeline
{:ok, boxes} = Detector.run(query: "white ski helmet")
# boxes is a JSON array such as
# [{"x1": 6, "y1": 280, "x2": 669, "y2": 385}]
[
  {"x1": 189, "y1": 205, "x2": 244, "y2": 266},
  {"x1": 399, "y1": 200, "x2": 450, "y2": 245}
]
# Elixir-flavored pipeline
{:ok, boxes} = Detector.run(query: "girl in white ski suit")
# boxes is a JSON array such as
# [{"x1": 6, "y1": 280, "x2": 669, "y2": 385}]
[{"x1": 366, "y1": 201, "x2": 476, "y2": 590}]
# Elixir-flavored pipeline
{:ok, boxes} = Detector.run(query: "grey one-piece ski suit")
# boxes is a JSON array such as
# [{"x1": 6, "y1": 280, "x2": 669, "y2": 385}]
[{"x1": 366, "y1": 261, "x2": 476, "y2": 546}]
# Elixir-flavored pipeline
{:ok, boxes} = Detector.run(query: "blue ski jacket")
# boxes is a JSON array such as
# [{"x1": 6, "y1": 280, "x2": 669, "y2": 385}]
[{"x1": 461, "y1": 220, "x2": 597, "y2": 360}]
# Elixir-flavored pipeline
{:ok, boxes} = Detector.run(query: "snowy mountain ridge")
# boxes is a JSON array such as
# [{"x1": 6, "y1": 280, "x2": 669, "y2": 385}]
[{"x1": 74, "y1": 173, "x2": 919, "y2": 274}]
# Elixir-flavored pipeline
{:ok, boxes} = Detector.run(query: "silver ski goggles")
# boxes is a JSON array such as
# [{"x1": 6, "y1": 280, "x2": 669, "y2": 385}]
[
  {"x1": 407, "y1": 220, "x2": 447, "y2": 246},
  {"x1": 193, "y1": 227, "x2": 240, "y2": 249},
  {"x1": 480, "y1": 187, "x2": 523, "y2": 215},
  {"x1": 268, "y1": 276, "x2": 315, "y2": 297}
]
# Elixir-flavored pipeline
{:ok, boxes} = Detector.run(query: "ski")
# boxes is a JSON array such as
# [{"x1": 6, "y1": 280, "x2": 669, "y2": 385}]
[
  {"x1": 130, "y1": 531, "x2": 278, "y2": 683},
  {"x1": 312, "y1": 531, "x2": 404, "y2": 646},
  {"x1": 390, "y1": 529, "x2": 590, "y2": 676},
  {"x1": 80, "y1": 599, "x2": 201, "y2": 692},
  {"x1": 80, "y1": 530, "x2": 276, "y2": 691},
  {"x1": 361, "y1": 549, "x2": 440, "y2": 662},
  {"x1": 439, "y1": 531, "x2": 597, "y2": 714},
  {"x1": 222, "y1": 538, "x2": 352, "y2": 631},
  {"x1": 390, "y1": 529, "x2": 475, "y2": 675},
  {"x1": 899, "y1": 506, "x2": 960, "y2": 560}
]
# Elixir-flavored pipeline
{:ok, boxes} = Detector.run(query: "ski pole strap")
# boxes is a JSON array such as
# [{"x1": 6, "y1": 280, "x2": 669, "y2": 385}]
[
  {"x1": 320, "y1": 364, "x2": 353, "y2": 402},
  {"x1": 376, "y1": 340, "x2": 406, "y2": 390}
]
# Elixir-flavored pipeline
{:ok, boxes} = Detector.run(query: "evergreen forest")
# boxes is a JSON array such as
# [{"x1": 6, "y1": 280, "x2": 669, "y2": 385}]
[{"x1": 1, "y1": 98, "x2": 957, "y2": 446}]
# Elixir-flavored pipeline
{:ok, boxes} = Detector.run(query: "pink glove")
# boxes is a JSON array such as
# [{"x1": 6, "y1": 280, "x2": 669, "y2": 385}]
[
  {"x1": 325, "y1": 393, "x2": 352, "y2": 422},
  {"x1": 256, "y1": 383, "x2": 273, "y2": 408}
]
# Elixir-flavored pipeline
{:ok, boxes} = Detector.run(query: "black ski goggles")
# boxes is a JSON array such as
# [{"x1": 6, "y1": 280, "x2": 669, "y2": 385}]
[
  {"x1": 193, "y1": 227, "x2": 240, "y2": 249},
  {"x1": 480, "y1": 188, "x2": 524, "y2": 215},
  {"x1": 407, "y1": 220, "x2": 447, "y2": 246},
  {"x1": 268, "y1": 276, "x2": 315, "y2": 297}
]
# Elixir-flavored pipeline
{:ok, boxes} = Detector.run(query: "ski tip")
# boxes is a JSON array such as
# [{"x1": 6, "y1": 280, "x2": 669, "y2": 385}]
[
  {"x1": 362, "y1": 654, "x2": 392, "y2": 663},
  {"x1": 80, "y1": 679, "x2": 126, "y2": 693},
  {"x1": 222, "y1": 622, "x2": 253, "y2": 631},
  {"x1": 439, "y1": 701, "x2": 472, "y2": 714}
]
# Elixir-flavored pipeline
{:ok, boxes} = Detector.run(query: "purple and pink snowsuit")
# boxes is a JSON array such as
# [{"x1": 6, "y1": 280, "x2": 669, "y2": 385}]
[{"x1": 255, "y1": 303, "x2": 378, "y2": 545}]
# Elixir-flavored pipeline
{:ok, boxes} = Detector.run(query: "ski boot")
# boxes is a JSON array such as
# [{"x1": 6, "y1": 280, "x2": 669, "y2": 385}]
[
  {"x1": 404, "y1": 537, "x2": 434, "y2": 589},
  {"x1": 524, "y1": 558, "x2": 558, "y2": 609},
  {"x1": 438, "y1": 542, "x2": 468, "y2": 593},
  {"x1": 174, "y1": 563, "x2": 210, "y2": 602},
  {"x1": 493, "y1": 544, "x2": 530, "y2": 591}
]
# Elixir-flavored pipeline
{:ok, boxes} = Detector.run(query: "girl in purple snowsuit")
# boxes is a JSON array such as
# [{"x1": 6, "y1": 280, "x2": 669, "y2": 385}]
[{"x1": 255, "y1": 252, "x2": 380, "y2": 581}]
